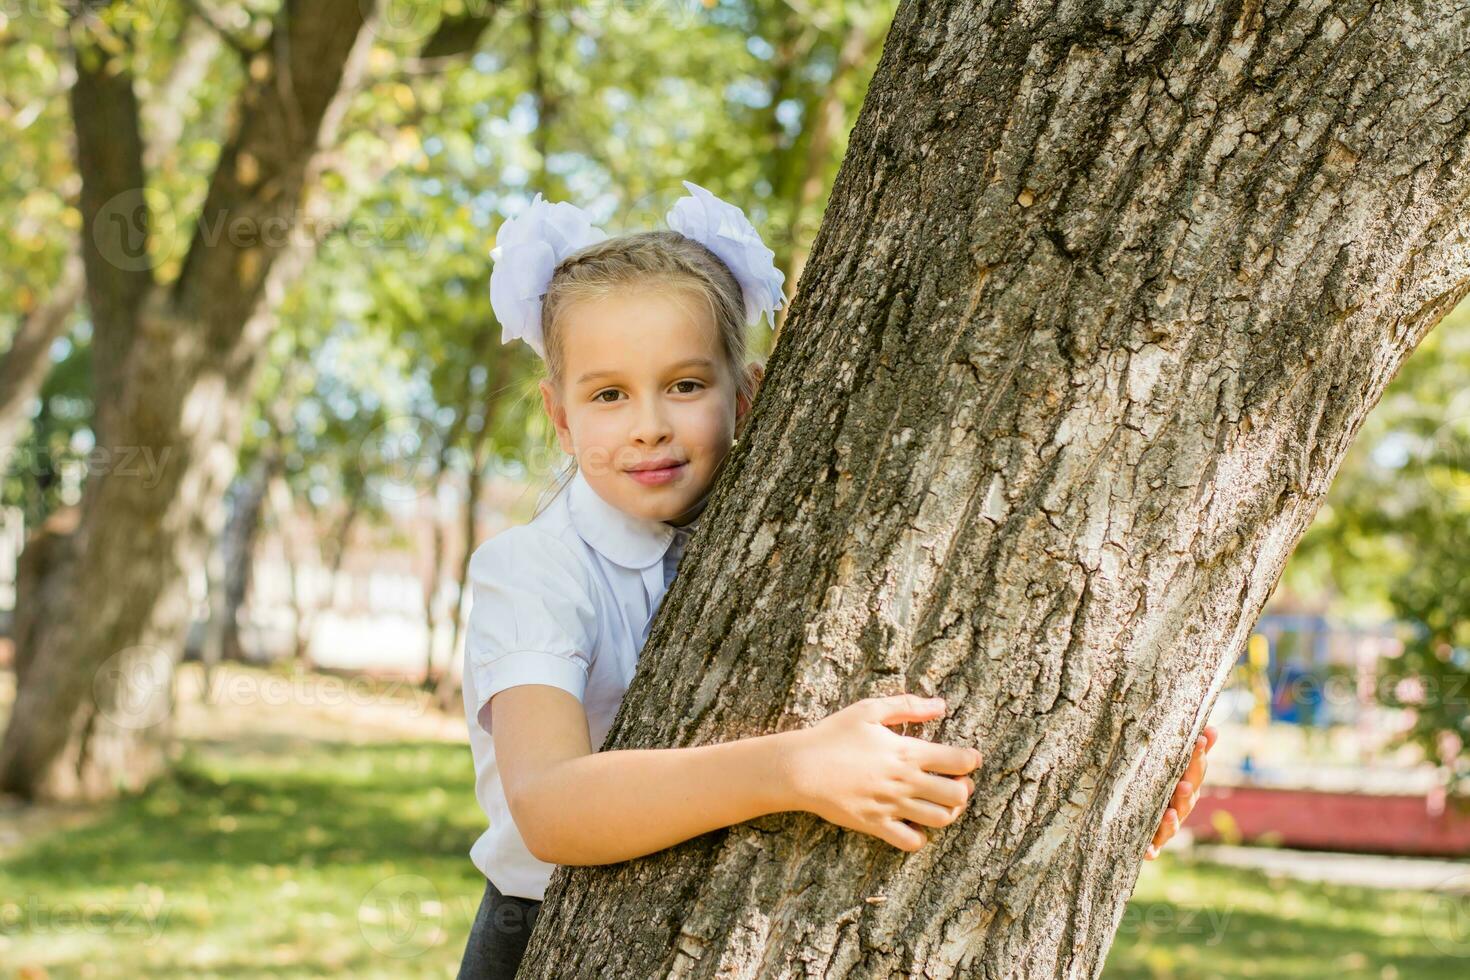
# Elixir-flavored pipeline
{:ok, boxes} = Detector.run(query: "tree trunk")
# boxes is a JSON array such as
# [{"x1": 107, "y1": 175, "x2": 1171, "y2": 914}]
[
  {"x1": 522, "y1": 1, "x2": 1470, "y2": 976},
  {"x1": 422, "y1": 485, "x2": 452, "y2": 686},
  {"x1": 435, "y1": 383, "x2": 500, "y2": 711},
  {"x1": 0, "y1": 11, "x2": 219, "y2": 453},
  {"x1": 281, "y1": 478, "x2": 363, "y2": 671},
  {"x1": 0, "y1": 251, "x2": 84, "y2": 453},
  {"x1": 12, "y1": 509, "x2": 80, "y2": 693},
  {"x1": 419, "y1": 407, "x2": 467, "y2": 688},
  {"x1": 202, "y1": 452, "x2": 278, "y2": 681},
  {"x1": 268, "y1": 472, "x2": 318, "y2": 670}
]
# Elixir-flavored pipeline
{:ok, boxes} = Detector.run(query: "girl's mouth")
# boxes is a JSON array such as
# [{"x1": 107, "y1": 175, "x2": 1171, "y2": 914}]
[{"x1": 626, "y1": 462, "x2": 688, "y2": 486}]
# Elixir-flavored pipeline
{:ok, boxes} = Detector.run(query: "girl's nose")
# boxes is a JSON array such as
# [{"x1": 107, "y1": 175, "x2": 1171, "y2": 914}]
[{"x1": 631, "y1": 398, "x2": 673, "y2": 445}]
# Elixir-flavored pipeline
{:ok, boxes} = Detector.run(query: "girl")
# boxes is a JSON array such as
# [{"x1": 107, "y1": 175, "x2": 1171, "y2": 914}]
[{"x1": 456, "y1": 182, "x2": 1215, "y2": 978}]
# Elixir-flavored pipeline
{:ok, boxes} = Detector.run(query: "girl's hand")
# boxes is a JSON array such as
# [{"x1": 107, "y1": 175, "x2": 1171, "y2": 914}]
[
  {"x1": 1145, "y1": 725, "x2": 1217, "y2": 860},
  {"x1": 785, "y1": 693, "x2": 982, "y2": 853}
]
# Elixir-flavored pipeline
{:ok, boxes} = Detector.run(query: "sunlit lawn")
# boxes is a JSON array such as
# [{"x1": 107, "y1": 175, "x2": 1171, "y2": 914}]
[
  {"x1": 1, "y1": 736, "x2": 485, "y2": 978},
  {"x1": 1107, "y1": 852, "x2": 1467, "y2": 978},
  {"x1": 0, "y1": 665, "x2": 1464, "y2": 978}
]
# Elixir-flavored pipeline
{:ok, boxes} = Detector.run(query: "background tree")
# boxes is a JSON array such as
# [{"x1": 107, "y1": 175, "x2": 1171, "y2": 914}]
[
  {"x1": 0, "y1": 0, "x2": 502, "y2": 801},
  {"x1": 520, "y1": 1, "x2": 1470, "y2": 976}
]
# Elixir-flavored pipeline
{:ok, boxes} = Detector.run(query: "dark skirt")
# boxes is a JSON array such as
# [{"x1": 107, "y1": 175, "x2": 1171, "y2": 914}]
[{"x1": 456, "y1": 877, "x2": 544, "y2": 979}]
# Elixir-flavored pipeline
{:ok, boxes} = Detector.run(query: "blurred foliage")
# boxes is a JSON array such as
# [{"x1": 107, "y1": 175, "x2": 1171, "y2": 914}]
[
  {"x1": 1284, "y1": 304, "x2": 1470, "y2": 790},
  {"x1": 1375, "y1": 497, "x2": 1470, "y2": 796},
  {"x1": 3, "y1": 0, "x2": 894, "y2": 521}
]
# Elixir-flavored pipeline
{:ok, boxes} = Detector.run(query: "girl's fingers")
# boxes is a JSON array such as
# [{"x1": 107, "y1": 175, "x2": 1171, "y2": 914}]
[
  {"x1": 881, "y1": 818, "x2": 927, "y2": 852},
  {"x1": 1177, "y1": 783, "x2": 1199, "y2": 821},
  {"x1": 1147, "y1": 732, "x2": 1216, "y2": 864},
  {"x1": 1183, "y1": 748, "x2": 1206, "y2": 787},
  {"x1": 912, "y1": 739, "x2": 983, "y2": 776},
  {"x1": 1145, "y1": 814, "x2": 1170, "y2": 860},
  {"x1": 1172, "y1": 779, "x2": 1194, "y2": 809},
  {"x1": 897, "y1": 796, "x2": 963, "y2": 829},
  {"x1": 1154, "y1": 808, "x2": 1179, "y2": 846},
  {"x1": 868, "y1": 693, "x2": 948, "y2": 726},
  {"x1": 912, "y1": 771, "x2": 971, "y2": 809},
  {"x1": 1152, "y1": 804, "x2": 1178, "y2": 848}
]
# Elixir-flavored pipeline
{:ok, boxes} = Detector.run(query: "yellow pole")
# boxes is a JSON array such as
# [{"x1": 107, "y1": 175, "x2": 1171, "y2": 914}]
[{"x1": 1248, "y1": 633, "x2": 1270, "y2": 729}]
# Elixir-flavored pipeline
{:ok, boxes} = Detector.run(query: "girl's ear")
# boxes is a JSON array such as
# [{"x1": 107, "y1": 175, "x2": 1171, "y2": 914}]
[
  {"x1": 736, "y1": 362, "x2": 765, "y2": 421},
  {"x1": 734, "y1": 362, "x2": 764, "y2": 442},
  {"x1": 540, "y1": 379, "x2": 575, "y2": 455}
]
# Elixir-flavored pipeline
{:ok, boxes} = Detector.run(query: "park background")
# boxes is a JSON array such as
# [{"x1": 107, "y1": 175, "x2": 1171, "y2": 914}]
[{"x1": 1, "y1": 1, "x2": 1468, "y2": 976}]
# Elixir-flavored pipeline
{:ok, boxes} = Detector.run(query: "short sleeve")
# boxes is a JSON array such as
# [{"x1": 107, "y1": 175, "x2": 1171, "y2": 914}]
[{"x1": 464, "y1": 529, "x2": 598, "y2": 735}]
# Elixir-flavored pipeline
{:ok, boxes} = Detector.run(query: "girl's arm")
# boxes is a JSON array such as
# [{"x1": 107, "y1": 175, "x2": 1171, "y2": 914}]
[{"x1": 492, "y1": 686, "x2": 981, "y2": 866}]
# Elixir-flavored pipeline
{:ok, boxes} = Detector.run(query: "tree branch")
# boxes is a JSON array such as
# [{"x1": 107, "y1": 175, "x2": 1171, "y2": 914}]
[
  {"x1": 180, "y1": 0, "x2": 265, "y2": 60},
  {"x1": 366, "y1": 8, "x2": 505, "y2": 82},
  {"x1": 416, "y1": 10, "x2": 500, "y2": 60},
  {"x1": 167, "y1": 0, "x2": 376, "y2": 348},
  {"x1": 0, "y1": 251, "x2": 85, "y2": 452},
  {"x1": 66, "y1": 0, "x2": 151, "y2": 443}
]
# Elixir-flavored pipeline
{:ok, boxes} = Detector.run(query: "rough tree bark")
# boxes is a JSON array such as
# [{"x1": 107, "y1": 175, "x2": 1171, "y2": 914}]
[{"x1": 521, "y1": 1, "x2": 1470, "y2": 976}]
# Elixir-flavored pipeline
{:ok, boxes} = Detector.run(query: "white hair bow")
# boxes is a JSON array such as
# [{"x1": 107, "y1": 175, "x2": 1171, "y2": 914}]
[
  {"x1": 488, "y1": 181, "x2": 787, "y2": 360},
  {"x1": 488, "y1": 192, "x2": 610, "y2": 360}
]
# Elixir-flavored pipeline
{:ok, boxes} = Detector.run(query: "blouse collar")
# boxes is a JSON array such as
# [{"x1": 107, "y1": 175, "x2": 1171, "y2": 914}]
[{"x1": 567, "y1": 467, "x2": 709, "y2": 570}]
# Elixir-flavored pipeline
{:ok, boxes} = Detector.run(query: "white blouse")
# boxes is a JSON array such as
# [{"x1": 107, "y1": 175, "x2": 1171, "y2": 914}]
[{"x1": 460, "y1": 466, "x2": 706, "y2": 899}]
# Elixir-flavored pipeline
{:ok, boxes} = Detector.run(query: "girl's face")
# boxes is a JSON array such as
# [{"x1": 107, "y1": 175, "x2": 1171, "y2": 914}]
[{"x1": 539, "y1": 286, "x2": 760, "y2": 524}]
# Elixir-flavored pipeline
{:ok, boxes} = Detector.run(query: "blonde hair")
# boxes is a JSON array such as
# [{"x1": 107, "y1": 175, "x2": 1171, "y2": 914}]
[{"x1": 530, "y1": 229, "x2": 764, "y2": 518}]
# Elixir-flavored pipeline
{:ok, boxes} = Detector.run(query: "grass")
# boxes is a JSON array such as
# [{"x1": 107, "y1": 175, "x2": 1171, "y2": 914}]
[
  {"x1": 0, "y1": 664, "x2": 1464, "y2": 978},
  {"x1": 0, "y1": 737, "x2": 485, "y2": 978},
  {"x1": 1106, "y1": 855, "x2": 1466, "y2": 978}
]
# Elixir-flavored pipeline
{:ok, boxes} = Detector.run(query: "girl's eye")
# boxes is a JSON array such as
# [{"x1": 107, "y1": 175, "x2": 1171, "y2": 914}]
[
  {"x1": 672, "y1": 380, "x2": 703, "y2": 394},
  {"x1": 592, "y1": 389, "x2": 621, "y2": 403}
]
